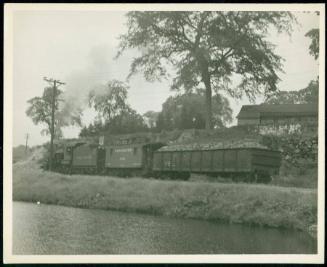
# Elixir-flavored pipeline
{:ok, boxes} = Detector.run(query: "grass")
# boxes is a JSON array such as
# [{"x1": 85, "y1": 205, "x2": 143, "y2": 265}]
[{"x1": 13, "y1": 159, "x2": 317, "y2": 237}]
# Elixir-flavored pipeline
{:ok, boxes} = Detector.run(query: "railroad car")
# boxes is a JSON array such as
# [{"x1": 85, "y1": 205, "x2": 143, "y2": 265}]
[
  {"x1": 152, "y1": 142, "x2": 281, "y2": 182},
  {"x1": 71, "y1": 143, "x2": 105, "y2": 174},
  {"x1": 53, "y1": 139, "x2": 97, "y2": 174},
  {"x1": 52, "y1": 135, "x2": 281, "y2": 183},
  {"x1": 104, "y1": 142, "x2": 164, "y2": 176}
]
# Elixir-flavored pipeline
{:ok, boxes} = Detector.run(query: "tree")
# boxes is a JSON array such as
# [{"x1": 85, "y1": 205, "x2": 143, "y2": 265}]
[
  {"x1": 80, "y1": 109, "x2": 148, "y2": 137},
  {"x1": 305, "y1": 28, "x2": 319, "y2": 60},
  {"x1": 82, "y1": 79, "x2": 148, "y2": 136},
  {"x1": 88, "y1": 80, "x2": 130, "y2": 122},
  {"x1": 265, "y1": 79, "x2": 318, "y2": 104},
  {"x1": 117, "y1": 11, "x2": 295, "y2": 129},
  {"x1": 305, "y1": 11, "x2": 319, "y2": 61},
  {"x1": 156, "y1": 92, "x2": 232, "y2": 131},
  {"x1": 26, "y1": 87, "x2": 82, "y2": 139}
]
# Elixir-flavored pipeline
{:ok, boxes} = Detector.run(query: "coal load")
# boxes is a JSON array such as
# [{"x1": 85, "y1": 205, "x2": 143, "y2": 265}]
[{"x1": 158, "y1": 138, "x2": 270, "y2": 152}]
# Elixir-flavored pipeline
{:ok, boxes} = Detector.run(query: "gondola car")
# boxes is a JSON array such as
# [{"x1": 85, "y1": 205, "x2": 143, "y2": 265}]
[{"x1": 152, "y1": 141, "x2": 281, "y2": 183}]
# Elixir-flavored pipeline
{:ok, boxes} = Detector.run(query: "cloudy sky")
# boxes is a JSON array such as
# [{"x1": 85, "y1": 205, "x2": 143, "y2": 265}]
[{"x1": 11, "y1": 9, "x2": 319, "y2": 147}]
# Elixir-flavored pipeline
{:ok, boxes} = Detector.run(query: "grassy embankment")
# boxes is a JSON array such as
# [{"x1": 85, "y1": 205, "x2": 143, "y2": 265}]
[{"x1": 13, "y1": 159, "x2": 317, "y2": 237}]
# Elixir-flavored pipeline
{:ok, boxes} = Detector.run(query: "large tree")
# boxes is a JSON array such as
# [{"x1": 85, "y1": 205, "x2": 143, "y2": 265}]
[
  {"x1": 156, "y1": 92, "x2": 232, "y2": 131},
  {"x1": 26, "y1": 87, "x2": 82, "y2": 139},
  {"x1": 117, "y1": 11, "x2": 295, "y2": 129}
]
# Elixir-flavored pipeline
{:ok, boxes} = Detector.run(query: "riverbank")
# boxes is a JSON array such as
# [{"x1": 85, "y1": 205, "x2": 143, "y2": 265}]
[{"x1": 13, "y1": 160, "x2": 317, "y2": 237}]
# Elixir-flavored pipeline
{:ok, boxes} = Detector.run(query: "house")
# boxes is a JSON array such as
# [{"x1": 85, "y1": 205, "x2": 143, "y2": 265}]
[{"x1": 237, "y1": 103, "x2": 318, "y2": 126}]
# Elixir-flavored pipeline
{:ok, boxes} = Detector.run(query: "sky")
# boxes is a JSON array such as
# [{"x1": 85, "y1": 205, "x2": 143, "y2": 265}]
[{"x1": 11, "y1": 9, "x2": 320, "y2": 147}]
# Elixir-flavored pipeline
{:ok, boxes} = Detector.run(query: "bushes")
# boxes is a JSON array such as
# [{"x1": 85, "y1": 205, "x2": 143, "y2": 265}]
[{"x1": 261, "y1": 133, "x2": 318, "y2": 188}]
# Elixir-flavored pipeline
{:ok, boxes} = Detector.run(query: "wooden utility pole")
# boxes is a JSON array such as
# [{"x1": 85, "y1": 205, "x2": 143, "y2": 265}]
[
  {"x1": 43, "y1": 77, "x2": 65, "y2": 171},
  {"x1": 25, "y1": 133, "x2": 29, "y2": 155}
]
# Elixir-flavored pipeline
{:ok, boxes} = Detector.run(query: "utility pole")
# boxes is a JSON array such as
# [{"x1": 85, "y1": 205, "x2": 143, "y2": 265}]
[
  {"x1": 43, "y1": 77, "x2": 65, "y2": 171},
  {"x1": 25, "y1": 133, "x2": 29, "y2": 156}
]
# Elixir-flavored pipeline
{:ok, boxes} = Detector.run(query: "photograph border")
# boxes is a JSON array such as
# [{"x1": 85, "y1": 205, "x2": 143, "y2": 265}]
[{"x1": 3, "y1": 3, "x2": 325, "y2": 264}]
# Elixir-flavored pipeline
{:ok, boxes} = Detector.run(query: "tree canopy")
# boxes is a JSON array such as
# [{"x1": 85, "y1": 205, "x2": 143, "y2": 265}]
[
  {"x1": 156, "y1": 92, "x2": 233, "y2": 131},
  {"x1": 88, "y1": 80, "x2": 130, "y2": 122},
  {"x1": 305, "y1": 28, "x2": 319, "y2": 60},
  {"x1": 117, "y1": 11, "x2": 295, "y2": 129},
  {"x1": 26, "y1": 87, "x2": 82, "y2": 138}
]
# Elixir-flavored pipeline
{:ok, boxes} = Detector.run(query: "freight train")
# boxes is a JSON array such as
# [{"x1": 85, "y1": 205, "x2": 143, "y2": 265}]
[{"x1": 52, "y1": 133, "x2": 281, "y2": 183}]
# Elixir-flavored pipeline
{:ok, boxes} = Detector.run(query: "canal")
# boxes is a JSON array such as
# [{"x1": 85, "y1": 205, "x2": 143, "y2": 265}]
[{"x1": 13, "y1": 201, "x2": 316, "y2": 254}]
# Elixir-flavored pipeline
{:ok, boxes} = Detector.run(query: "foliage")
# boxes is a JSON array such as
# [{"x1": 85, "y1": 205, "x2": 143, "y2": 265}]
[
  {"x1": 81, "y1": 80, "x2": 148, "y2": 136},
  {"x1": 88, "y1": 80, "x2": 130, "y2": 122},
  {"x1": 265, "y1": 79, "x2": 318, "y2": 104},
  {"x1": 26, "y1": 87, "x2": 82, "y2": 138},
  {"x1": 305, "y1": 28, "x2": 319, "y2": 60},
  {"x1": 117, "y1": 11, "x2": 296, "y2": 129},
  {"x1": 80, "y1": 109, "x2": 148, "y2": 137},
  {"x1": 156, "y1": 92, "x2": 233, "y2": 131}
]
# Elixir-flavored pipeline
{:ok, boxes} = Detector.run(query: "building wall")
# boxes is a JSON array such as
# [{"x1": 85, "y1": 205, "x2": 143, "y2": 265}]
[
  {"x1": 260, "y1": 116, "x2": 318, "y2": 126},
  {"x1": 238, "y1": 115, "x2": 318, "y2": 135},
  {"x1": 238, "y1": 115, "x2": 317, "y2": 126}
]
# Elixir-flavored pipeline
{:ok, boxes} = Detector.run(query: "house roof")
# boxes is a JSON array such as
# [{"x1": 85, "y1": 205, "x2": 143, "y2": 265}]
[{"x1": 237, "y1": 104, "x2": 318, "y2": 119}]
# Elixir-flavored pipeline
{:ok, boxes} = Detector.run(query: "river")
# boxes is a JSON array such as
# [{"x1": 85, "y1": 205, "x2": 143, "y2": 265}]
[{"x1": 13, "y1": 201, "x2": 316, "y2": 254}]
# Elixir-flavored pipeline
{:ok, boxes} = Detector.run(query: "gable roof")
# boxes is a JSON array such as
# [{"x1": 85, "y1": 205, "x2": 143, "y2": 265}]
[{"x1": 237, "y1": 104, "x2": 318, "y2": 119}]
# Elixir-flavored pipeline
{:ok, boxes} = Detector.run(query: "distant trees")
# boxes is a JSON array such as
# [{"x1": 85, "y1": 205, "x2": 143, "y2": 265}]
[
  {"x1": 26, "y1": 86, "x2": 82, "y2": 139},
  {"x1": 265, "y1": 79, "x2": 318, "y2": 105},
  {"x1": 156, "y1": 92, "x2": 232, "y2": 131},
  {"x1": 117, "y1": 11, "x2": 296, "y2": 130}
]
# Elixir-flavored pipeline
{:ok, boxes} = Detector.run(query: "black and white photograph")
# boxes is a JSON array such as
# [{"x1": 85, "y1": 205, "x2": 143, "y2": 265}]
[{"x1": 3, "y1": 3, "x2": 325, "y2": 264}]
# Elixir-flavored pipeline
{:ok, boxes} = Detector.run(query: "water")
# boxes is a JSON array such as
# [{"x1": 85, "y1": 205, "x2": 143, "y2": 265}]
[{"x1": 13, "y1": 201, "x2": 316, "y2": 254}]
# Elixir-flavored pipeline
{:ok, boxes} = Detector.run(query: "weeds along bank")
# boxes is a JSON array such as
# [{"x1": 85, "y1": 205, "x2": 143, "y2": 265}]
[{"x1": 13, "y1": 160, "x2": 317, "y2": 237}]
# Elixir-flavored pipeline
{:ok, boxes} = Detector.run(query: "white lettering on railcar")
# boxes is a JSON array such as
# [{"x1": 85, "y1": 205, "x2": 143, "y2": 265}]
[{"x1": 114, "y1": 148, "x2": 133, "y2": 153}]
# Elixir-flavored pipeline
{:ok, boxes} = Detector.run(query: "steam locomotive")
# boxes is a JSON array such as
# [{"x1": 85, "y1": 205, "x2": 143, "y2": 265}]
[{"x1": 52, "y1": 133, "x2": 281, "y2": 183}]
